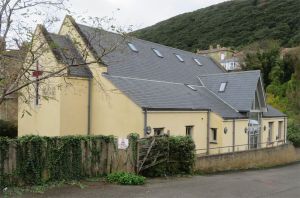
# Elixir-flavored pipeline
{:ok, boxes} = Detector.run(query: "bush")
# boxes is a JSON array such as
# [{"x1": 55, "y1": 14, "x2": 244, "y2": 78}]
[
  {"x1": 106, "y1": 172, "x2": 145, "y2": 185},
  {"x1": 287, "y1": 123, "x2": 300, "y2": 147},
  {"x1": 141, "y1": 136, "x2": 195, "y2": 177},
  {"x1": 0, "y1": 120, "x2": 17, "y2": 138}
]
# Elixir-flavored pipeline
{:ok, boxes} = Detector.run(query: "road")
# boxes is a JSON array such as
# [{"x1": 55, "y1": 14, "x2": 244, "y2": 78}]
[{"x1": 16, "y1": 162, "x2": 300, "y2": 198}]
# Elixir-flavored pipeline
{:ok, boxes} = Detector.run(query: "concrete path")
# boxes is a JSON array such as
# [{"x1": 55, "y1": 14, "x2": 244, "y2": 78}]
[{"x1": 15, "y1": 162, "x2": 300, "y2": 198}]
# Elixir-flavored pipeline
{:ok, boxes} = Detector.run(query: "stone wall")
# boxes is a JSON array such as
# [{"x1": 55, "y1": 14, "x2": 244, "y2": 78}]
[{"x1": 195, "y1": 144, "x2": 298, "y2": 173}]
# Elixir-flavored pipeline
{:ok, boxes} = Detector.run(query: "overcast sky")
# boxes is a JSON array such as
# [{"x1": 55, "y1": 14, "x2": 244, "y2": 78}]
[{"x1": 68, "y1": 0, "x2": 228, "y2": 31}]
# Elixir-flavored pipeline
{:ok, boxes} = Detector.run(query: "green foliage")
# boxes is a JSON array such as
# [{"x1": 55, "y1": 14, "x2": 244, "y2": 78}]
[
  {"x1": 0, "y1": 135, "x2": 115, "y2": 188},
  {"x1": 168, "y1": 136, "x2": 195, "y2": 175},
  {"x1": 0, "y1": 120, "x2": 17, "y2": 138},
  {"x1": 141, "y1": 136, "x2": 195, "y2": 177},
  {"x1": 133, "y1": 0, "x2": 300, "y2": 51},
  {"x1": 106, "y1": 172, "x2": 145, "y2": 185},
  {"x1": 287, "y1": 123, "x2": 300, "y2": 147}
]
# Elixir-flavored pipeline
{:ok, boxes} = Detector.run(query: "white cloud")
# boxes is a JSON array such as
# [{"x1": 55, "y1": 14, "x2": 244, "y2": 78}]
[{"x1": 68, "y1": 0, "x2": 228, "y2": 31}]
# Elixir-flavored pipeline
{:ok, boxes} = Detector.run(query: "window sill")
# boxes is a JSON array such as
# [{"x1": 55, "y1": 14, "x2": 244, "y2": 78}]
[{"x1": 210, "y1": 141, "x2": 218, "y2": 144}]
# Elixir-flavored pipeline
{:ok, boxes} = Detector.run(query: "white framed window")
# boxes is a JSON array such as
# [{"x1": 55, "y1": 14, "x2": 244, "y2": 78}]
[
  {"x1": 175, "y1": 54, "x2": 184, "y2": 62},
  {"x1": 278, "y1": 121, "x2": 283, "y2": 140},
  {"x1": 152, "y1": 48, "x2": 164, "y2": 58},
  {"x1": 186, "y1": 126, "x2": 194, "y2": 137},
  {"x1": 210, "y1": 128, "x2": 217, "y2": 143},
  {"x1": 194, "y1": 58, "x2": 203, "y2": 66},
  {"x1": 128, "y1": 42, "x2": 138, "y2": 52},
  {"x1": 154, "y1": 128, "x2": 164, "y2": 136},
  {"x1": 219, "y1": 82, "x2": 227, "y2": 92}
]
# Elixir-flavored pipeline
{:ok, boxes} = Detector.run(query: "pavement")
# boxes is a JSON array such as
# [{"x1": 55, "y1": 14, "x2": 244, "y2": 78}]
[{"x1": 10, "y1": 162, "x2": 300, "y2": 198}]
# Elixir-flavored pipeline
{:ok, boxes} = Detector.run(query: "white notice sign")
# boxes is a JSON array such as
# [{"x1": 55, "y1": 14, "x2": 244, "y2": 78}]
[{"x1": 118, "y1": 138, "x2": 129, "y2": 150}]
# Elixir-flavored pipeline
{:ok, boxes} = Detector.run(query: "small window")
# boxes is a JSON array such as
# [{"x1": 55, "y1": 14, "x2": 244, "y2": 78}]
[
  {"x1": 186, "y1": 126, "x2": 194, "y2": 137},
  {"x1": 175, "y1": 54, "x2": 184, "y2": 62},
  {"x1": 278, "y1": 121, "x2": 283, "y2": 139},
  {"x1": 210, "y1": 128, "x2": 217, "y2": 143},
  {"x1": 128, "y1": 42, "x2": 138, "y2": 52},
  {"x1": 194, "y1": 58, "x2": 203, "y2": 66},
  {"x1": 154, "y1": 128, "x2": 164, "y2": 136},
  {"x1": 152, "y1": 48, "x2": 163, "y2": 58},
  {"x1": 219, "y1": 82, "x2": 227, "y2": 92}
]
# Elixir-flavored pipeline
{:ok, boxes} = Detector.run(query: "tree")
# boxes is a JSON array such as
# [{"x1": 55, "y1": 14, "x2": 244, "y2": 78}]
[{"x1": 0, "y1": 1, "x2": 128, "y2": 107}]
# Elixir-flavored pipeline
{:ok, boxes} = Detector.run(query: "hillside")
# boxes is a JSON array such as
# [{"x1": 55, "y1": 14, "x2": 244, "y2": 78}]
[{"x1": 133, "y1": 0, "x2": 300, "y2": 52}]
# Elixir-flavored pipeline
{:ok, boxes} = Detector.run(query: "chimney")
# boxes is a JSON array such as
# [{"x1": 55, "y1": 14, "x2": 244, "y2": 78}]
[
  {"x1": 217, "y1": 44, "x2": 221, "y2": 49},
  {"x1": 0, "y1": 37, "x2": 6, "y2": 51},
  {"x1": 209, "y1": 45, "x2": 213, "y2": 50}
]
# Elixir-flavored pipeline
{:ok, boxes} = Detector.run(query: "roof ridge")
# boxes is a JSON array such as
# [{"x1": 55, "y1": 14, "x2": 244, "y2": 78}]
[
  {"x1": 77, "y1": 23, "x2": 211, "y2": 59},
  {"x1": 103, "y1": 74, "x2": 204, "y2": 87},
  {"x1": 199, "y1": 70, "x2": 260, "y2": 77}
]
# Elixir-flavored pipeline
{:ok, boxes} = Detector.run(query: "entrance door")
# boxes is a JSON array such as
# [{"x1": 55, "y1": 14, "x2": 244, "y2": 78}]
[{"x1": 249, "y1": 120, "x2": 260, "y2": 149}]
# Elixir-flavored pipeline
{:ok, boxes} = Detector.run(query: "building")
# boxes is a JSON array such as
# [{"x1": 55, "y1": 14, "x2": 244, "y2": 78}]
[
  {"x1": 197, "y1": 45, "x2": 241, "y2": 71},
  {"x1": 0, "y1": 40, "x2": 25, "y2": 124},
  {"x1": 18, "y1": 16, "x2": 287, "y2": 154},
  {"x1": 220, "y1": 57, "x2": 240, "y2": 71}
]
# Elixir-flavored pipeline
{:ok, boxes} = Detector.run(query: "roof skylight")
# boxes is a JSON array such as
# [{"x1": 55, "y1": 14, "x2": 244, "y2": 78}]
[
  {"x1": 194, "y1": 58, "x2": 203, "y2": 66},
  {"x1": 186, "y1": 84, "x2": 197, "y2": 91},
  {"x1": 219, "y1": 82, "x2": 227, "y2": 92},
  {"x1": 152, "y1": 48, "x2": 164, "y2": 58},
  {"x1": 175, "y1": 54, "x2": 184, "y2": 62},
  {"x1": 128, "y1": 42, "x2": 138, "y2": 52}
]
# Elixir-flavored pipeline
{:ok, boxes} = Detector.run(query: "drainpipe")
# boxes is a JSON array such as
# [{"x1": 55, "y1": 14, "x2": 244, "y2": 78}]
[
  {"x1": 87, "y1": 77, "x2": 92, "y2": 135},
  {"x1": 232, "y1": 119, "x2": 236, "y2": 152},
  {"x1": 143, "y1": 108, "x2": 148, "y2": 137},
  {"x1": 206, "y1": 110, "x2": 211, "y2": 155},
  {"x1": 283, "y1": 117, "x2": 286, "y2": 144}
]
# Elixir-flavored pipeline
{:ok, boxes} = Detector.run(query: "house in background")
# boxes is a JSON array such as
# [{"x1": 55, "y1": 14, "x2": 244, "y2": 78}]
[
  {"x1": 0, "y1": 40, "x2": 25, "y2": 124},
  {"x1": 197, "y1": 45, "x2": 241, "y2": 71},
  {"x1": 18, "y1": 16, "x2": 287, "y2": 154}
]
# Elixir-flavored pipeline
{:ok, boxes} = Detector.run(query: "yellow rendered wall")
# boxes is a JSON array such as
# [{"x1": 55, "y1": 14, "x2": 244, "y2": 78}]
[
  {"x1": 59, "y1": 16, "x2": 144, "y2": 138},
  {"x1": 59, "y1": 77, "x2": 89, "y2": 136},
  {"x1": 234, "y1": 119, "x2": 249, "y2": 152},
  {"x1": 147, "y1": 111, "x2": 208, "y2": 152},
  {"x1": 261, "y1": 117, "x2": 286, "y2": 148},
  {"x1": 18, "y1": 26, "x2": 64, "y2": 137}
]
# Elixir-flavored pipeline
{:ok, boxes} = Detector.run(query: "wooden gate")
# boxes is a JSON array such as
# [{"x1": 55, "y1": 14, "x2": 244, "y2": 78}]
[{"x1": 136, "y1": 136, "x2": 169, "y2": 173}]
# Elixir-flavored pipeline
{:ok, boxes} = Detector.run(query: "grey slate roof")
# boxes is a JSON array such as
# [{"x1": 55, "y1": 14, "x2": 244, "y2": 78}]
[
  {"x1": 199, "y1": 70, "x2": 261, "y2": 112},
  {"x1": 263, "y1": 105, "x2": 286, "y2": 117},
  {"x1": 104, "y1": 74, "x2": 245, "y2": 119},
  {"x1": 48, "y1": 33, "x2": 92, "y2": 78},
  {"x1": 76, "y1": 24, "x2": 225, "y2": 85}
]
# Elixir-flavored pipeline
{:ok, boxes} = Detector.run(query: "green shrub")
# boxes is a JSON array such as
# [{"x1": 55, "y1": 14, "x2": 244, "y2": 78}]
[
  {"x1": 141, "y1": 136, "x2": 195, "y2": 177},
  {"x1": 0, "y1": 120, "x2": 17, "y2": 138},
  {"x1": 106, "y1": 172, "x2": 145, "y2": 185},
  {"x1": 287, "y1": 123, "x2": 300, "y2": 147}
]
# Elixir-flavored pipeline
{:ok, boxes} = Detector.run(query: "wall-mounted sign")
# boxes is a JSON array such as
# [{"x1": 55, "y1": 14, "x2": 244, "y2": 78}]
[{"x1": 118, "y1": 138, "x2": 129, "y2": 150}]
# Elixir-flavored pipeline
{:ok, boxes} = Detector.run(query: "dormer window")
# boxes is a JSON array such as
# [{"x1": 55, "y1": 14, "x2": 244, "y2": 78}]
[
  {"x1": 152, "y1": 48, "x2": 163, "y2": 58},
  {"x1": 194, "y1": 58, "x2": 203, "y2": 66},
  {"x1": 219, "y1": 82, "x2": 227, "y2": 92},
  {"x1": 128, "y1": 42, "x2": 138, "y2": 52},
  {"x1": 175, "y1": 54, "x2": 184, "y2": 62}
]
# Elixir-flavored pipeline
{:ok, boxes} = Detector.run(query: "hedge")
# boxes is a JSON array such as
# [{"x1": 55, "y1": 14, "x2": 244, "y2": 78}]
[
  {"x1": 141, "y1": 136, "x2": 195, "y2": 177},
  {"x1": 287, "y1": 123, "x2": 300, "y2": 147}
]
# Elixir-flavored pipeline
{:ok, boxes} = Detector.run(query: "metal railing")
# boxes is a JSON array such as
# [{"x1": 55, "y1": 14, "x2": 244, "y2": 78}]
[{"x1": 196, "y1": 140, "x2": 287, "y2": 155}]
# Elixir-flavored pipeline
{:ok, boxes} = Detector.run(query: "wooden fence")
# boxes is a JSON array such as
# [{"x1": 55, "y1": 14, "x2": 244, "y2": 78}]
[{"x1": 0, "y1": 136, "x2": 136, "y2": 187}]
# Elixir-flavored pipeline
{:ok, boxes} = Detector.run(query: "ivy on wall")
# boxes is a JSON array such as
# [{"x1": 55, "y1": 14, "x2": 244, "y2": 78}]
[{"x1": 0, "y1": 135, "x2": 115, "y2": 188}]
